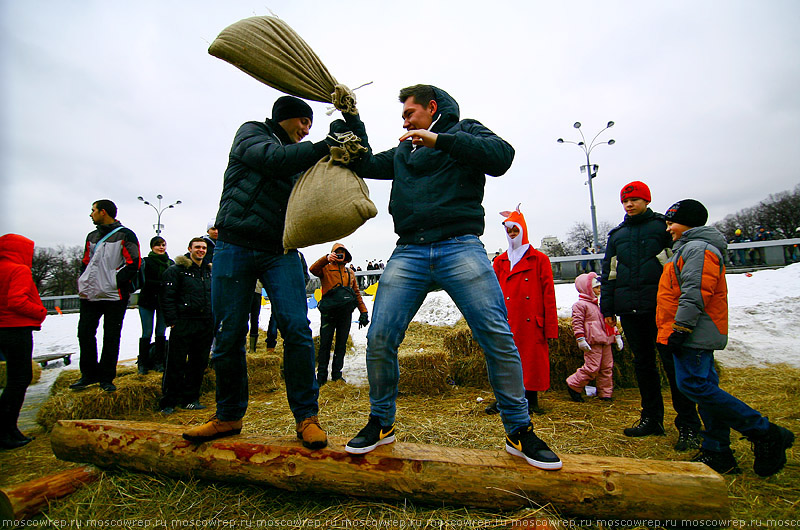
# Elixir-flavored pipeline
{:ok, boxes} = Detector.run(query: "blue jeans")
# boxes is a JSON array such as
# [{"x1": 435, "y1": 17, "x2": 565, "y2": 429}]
[
  {"x1": 673, "y1": 347, "x2": 768, "y2": 451},
  {"x1": 138, "y1": 306, "x2": 167, "y2": 340},
  {"x1": 211, "y1": 241, "x2": 318, "y2": 422},
  {"x1": 366, "y1": 235, "x2": 530, "y2": 433}
]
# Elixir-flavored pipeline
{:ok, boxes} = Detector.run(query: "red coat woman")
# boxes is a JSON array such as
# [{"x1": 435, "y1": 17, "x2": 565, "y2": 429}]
[{"x1": 492, "y1": 207, "x2": 558, "y2": 412}]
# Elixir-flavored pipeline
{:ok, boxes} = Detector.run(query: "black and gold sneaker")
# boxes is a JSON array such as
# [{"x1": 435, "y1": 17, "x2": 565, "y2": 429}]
[
  {"x1": 345, "y1": 415, "x2": 396, "y2": 454},
  {"x1": 505, "y1": 422, "x2": 562, "y2": 470}
]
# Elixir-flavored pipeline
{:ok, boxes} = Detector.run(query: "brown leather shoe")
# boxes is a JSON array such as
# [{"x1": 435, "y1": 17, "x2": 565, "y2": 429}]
[
  {"x1": 296, "y1": 415, "x2": 327, "y2": 449},
  {"x1": 183, "y1": 415, "x2": 243, "y2": 443}
]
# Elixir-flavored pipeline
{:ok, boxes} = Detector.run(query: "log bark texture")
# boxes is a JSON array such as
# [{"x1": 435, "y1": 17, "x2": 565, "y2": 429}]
[
  {"x1": 50, "y1": 419, "x2": 729, "y2": 520},
  {"x1": 1, "y1": 466, "x2": 100, "y2": 521}
]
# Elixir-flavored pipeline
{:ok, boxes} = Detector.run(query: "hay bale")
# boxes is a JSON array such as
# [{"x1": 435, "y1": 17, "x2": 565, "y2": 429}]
[
  {"x1": 37, "y1": 367, "x2": 161, "y2": 431},
  {"x1": 441, "y1": 318, "x2": 660, "y2": 392},
  {"x1": 247, "y1": 354, "x2": 283, "y2": 392},
  {"x1": 398, "y1": 349, "x2": 451, "y2": 395},
  {"x1": 0, "y1": 361, "x2": 42, "y2": 388}
]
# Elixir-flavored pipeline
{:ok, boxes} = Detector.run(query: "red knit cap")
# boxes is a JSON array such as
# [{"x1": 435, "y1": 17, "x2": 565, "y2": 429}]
[{"x1": 620, "y1": 181, "x2": 651, "y2": 203}]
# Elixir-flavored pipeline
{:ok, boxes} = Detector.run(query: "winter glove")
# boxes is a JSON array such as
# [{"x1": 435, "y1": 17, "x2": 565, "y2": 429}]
[
  {"x1": 615, "y1": 334, "x2": 624, "y2": 350},
  {"x1": 358, "y1": 311, "x2": 369, "y2": 329},
  {"x1": 325, "y1": 119, "x2": 355, "y2": 146},
  {"x1": 576, "y1": 337, "x2": 592, "y2": 352},
  {"x1": 666, "y1": 327, "x2": 692, "y2": 357}
]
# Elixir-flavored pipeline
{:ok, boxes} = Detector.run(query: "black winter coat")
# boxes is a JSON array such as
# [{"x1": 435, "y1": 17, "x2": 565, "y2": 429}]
[
  {"x1": 351, "y1": 87, "x2": 515, "y2": 245},
  {"x1": 161, "y1": 256, "x2": 212, "y2": 326},
  {"x1": 600, "y1": 208, "x2": 672, "y2": 317},
  {"x1": 137, "y1": 253, "x2": 174, "y2": 310},
  {"x1": 214, "y1": 118, "x2": 327, "y2": 252}
]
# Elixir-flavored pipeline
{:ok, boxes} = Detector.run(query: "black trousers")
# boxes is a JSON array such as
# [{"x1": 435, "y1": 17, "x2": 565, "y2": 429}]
[
  {"x1": 0, "y1": 328, "x2": 34, "y2": 430},
  {"x1": 317, "y1": 309, "x2": 352, "y2": 382},
  {"x1": 77, "y1": 299, "x2": 128, "y2": 383},
  {"x1": 620, "y1": 312, "x2": 701, "y2": 429},
  {"x1": 161, "y1": 319, "x2": 213, "y2": 408},
  {"x1": 249, "y1": 291, "x2": 262, "y2": 338}
]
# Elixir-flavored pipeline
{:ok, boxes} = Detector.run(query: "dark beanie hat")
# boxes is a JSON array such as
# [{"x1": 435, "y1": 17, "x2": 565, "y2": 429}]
[
  {"x1": 272, "y1": 96, "x2": 313, "y2": 123},
  {"x1": 665, "y1": 199, "x2": 708, "y2": 228},
  {"x1": 620, "y1": 181, "x2": 651, "y2": 203}
]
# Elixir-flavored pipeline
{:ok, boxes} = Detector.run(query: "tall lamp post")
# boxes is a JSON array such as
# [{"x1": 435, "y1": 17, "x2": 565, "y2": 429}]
[
  {"x1": 557, "y1": 121, "x2": 615, "y2": 251},
  {"x1": 137, "y1": 194, "x2": 182, "y2": 235}
]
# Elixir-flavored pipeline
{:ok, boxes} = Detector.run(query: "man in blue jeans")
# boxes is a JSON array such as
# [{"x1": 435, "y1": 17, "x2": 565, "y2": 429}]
[
  {"x1": 183, "y1": 96, "x2": 334, "y2": 448},
  {"x1": 338, "y1": 84, "x2": 562, "y2": 470}
]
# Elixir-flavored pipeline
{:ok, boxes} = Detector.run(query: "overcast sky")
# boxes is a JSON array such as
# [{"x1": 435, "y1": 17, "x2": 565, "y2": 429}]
[{"x1": 2, "y1": 1, "x2": 799, "y2": 266}]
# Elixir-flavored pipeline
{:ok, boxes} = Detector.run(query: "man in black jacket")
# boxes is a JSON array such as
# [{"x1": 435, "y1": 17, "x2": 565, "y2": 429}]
[
  {"x1": 337, "y1": 85, "x2": 561, "y2": 471},
  {"x1": 601, "y1": 181, "x2": 701, "y2": 449},
  {"x1": 183, "y1": 96, "x2": 332, "y2": 449},
  {"x1": 160, "y1": 238, "x2": 212, "y2": 414}
]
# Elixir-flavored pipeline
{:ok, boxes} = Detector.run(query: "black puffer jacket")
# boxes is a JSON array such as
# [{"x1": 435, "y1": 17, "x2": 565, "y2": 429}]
[
  {"x1": 161, "y1": 255, "x2": 212, "y2": 325},
  {"x1": 351, "y1": 87, "x2": 515, "y2": 244},
  {"x1": 215, "y1": 118, "x2": 328, "y2": 252},
  {"x1": 137, "y1": 253, "x2": 174, "y2": 310},
  {"x1": 600, "y1": 208, "x2": 672, "y2": 317}
]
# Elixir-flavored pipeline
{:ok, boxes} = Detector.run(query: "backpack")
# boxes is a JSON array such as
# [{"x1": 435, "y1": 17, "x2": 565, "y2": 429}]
[{"x1": 130, "y1": 260, "x2": 146, "y2": 293}]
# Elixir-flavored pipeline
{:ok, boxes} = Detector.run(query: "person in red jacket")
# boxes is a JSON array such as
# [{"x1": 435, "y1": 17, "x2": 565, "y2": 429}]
[
  {"x1": 0, "y1": 234, "x2": 47, "y2": 449},
  {"x1": 490, "y1": 206, "x2": 558, "y2": 414}
]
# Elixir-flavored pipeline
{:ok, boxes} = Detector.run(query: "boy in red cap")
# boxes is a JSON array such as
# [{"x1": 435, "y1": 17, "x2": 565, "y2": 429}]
[
  {"x1": 657, "y1": 199, "x2": 794, "y2": 476},
  {"x1": 600, "y1": 181, "x2": 701, "y2": 449}
]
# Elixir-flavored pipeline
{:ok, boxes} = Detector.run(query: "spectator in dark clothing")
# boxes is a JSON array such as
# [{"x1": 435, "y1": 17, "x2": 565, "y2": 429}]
[
  {"x1": 600, "y1": 181, "x2": 701, "y2": 450},
  {"x1": 201, "y1": 221, "x2": 217, "y2": 269},
  {"x1": 137, "y1": 236, "x2": 173, "y2": 374},
  {"x1": 160, "y1": 238, "x2": 213, "y2": 414},
  {"x1": 0, "y1": 234, "x2": 47, "y2": 449},
  {"x1": 754, "y1": 226, "x2": 772, "y2": 265},
  {"x1": 72, "y1": 199, "x2": 140, "y2": 393}
]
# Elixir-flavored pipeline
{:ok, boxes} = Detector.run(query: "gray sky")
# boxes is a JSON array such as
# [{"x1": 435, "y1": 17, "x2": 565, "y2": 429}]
[{"x1": 2, "y1": 1, "x2": 799, "y2": 267}]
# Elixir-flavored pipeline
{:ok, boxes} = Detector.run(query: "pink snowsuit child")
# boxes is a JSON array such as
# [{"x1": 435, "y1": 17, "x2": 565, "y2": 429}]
[{"x1": 566, "y1": 272, "x2": 620, "y2": 400}]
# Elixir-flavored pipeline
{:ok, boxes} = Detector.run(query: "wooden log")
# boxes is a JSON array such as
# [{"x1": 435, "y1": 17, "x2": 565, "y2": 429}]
[
  {"x1": 0, "y1": 466, "x2": 100, "y2": 521},
  {"x1": 50, "y1": 419, "x2": 730, "y2": 520}
]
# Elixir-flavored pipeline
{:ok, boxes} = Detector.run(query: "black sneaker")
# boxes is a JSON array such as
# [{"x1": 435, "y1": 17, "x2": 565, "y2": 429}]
[
  {"x1": 567, "y1": 387, "x2": 584, "y2": 403},
  {"x1": 160, "y1": 407, "x2": 175, "y2": 415},
  {"x1": 691, "y1": 448, "x2": 741, "y2": 475},
  {"x1": 747, "y1": 422, "x2": 795, "y2": 477},
  {"x1": 182, "y1": 401, "x2": 207, "y2": 410},
  {"x1": 623, "y1": 416, "x2": 665, "y2": 437},
  {"x1": 484, "y1": 400, "x2": 499, "y2": 415},
  {"x1": 675, "y1": 425, "x2": 702, "y2": 451},
  {"x1": 345, "y1": 415, "x2": 396, "y2": 455},
  {"x1": 505, "y1": 423, "x2": 562, "y2": 470},
  {"x1": 99, "y1": 382, "x2": 117, "y2": 392},
  {"x1": 69, "y1": 377, "x2": 98, "y2": 391}
]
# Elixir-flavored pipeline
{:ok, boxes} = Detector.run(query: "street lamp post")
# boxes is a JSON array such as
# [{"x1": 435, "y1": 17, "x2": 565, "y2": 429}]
[
  {"x1": 557, "y1": 121, "x2": 615, "y2": 251},
  {"x1": 137, "y1": 194, "x2": 182, "y2": 235}
]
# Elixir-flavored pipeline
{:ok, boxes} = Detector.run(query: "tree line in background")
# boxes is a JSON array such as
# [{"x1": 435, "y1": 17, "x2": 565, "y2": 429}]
[
  {"x1": 546, "y1": 183, "x2": 800, "y2": 257},
  {"x1": 31, "y1": 245, "x2": 83, "y2": 297}
]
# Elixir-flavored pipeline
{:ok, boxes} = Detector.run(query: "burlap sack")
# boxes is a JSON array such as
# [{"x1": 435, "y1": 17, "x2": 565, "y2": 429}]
[
  {"x1": 283, "y1": 158, "x2": 377, "y2": 249},
  {"x1": 209, "y1": 16, "x2": 359, "y2": 114}
]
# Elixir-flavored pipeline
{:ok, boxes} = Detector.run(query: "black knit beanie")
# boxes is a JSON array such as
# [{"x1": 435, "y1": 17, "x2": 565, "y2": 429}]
[
  {"x1": 665, "y1": 199, "x2": 708, "y2": 228},
  {"x1": 272, "y1": 96, "x2": 313, "y2": 123}
]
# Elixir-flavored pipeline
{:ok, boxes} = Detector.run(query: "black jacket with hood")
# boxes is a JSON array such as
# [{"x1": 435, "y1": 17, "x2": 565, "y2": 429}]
[
  {"x1": 214, "y1": 118, "x2": 328, "y2": 252},
  {"x1": 350, "y1": 87, "x2": 515, "y2": 245},
  {"x1": 161, "y1": 255, "x2": 212, "y2": 326},
  {"x1": 600, "y1": 208, "x2": 673, "y2": 317}
]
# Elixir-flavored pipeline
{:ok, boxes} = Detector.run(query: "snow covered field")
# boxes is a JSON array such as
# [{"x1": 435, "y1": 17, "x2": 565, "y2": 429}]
[{"x1": 30, "y1": 264, "x2": 800, "y2": 386}]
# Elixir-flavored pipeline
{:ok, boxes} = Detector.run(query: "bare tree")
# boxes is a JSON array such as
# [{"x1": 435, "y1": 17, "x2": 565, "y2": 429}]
[
  {"x1": 31, "y1": 247, "x2": 58, "y2": 295},
  {"x1": 713, "y1": 184, "x2": 800, "y2": 241}
]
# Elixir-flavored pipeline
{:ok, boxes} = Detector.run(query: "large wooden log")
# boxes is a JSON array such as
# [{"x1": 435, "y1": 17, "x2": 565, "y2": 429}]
[
  {"x1": 1, "y1": 466, "x2": 100, "y2": 521},
  {"x1": 51, "y1": 419, "x2": 729, "y2": 520}
]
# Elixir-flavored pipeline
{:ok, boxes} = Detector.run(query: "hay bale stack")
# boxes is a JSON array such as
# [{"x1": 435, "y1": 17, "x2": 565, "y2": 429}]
[
  {"x1": 36, "y1": 367, "x2": 161, "y2": 430},
  {"x1": 247, "y1": 354, "x2": 283, "y2": 392},
  {"x1": 0, "y1": 361, "x2": 42, "y2": 388},
  {"x1": 442, "y1": 320, "x2": 490, "y2": 390},
  {"x1": 395, "y1": 322, "x2": 454, "y2": 395},
  {"x1": 441, "y1": 318, "x2": 655, "y2": 392}
]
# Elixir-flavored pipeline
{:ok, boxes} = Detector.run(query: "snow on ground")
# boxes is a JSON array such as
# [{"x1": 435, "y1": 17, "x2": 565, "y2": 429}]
[{"x1": 30, "y1": 264, "x2": 800, "y2": 387}]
